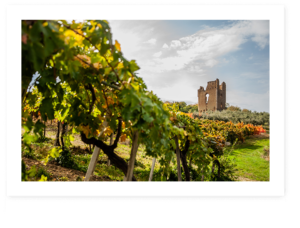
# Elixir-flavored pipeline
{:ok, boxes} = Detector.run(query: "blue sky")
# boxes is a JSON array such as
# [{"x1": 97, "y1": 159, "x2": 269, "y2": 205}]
[{"x1": 109, "y1": 20, "x2": 269, "y2": 112}]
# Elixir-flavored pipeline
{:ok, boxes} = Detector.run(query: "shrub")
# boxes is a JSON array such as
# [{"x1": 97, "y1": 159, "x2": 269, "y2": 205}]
[
  {"x1": 263, "y1": 146, "x2": 270, "y2": 158},
  {"x1": 210, "y1": 142, "x2": 238, "y2": 181},
  {"x1": 36, "y1": 166, "x2": 53, "y2": 180},
  {"x1": 59, "y1": 176, "x2": 69, "y2": 181}
]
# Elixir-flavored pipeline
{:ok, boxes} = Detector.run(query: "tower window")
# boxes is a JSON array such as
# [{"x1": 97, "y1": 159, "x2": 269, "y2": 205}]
[{"x1": 205, "y1": 94, "x2": 209, "y2": 104}]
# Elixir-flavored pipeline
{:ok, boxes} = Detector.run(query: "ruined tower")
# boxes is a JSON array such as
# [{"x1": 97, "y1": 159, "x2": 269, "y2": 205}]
[{"x1": 197, "y1": 79, "x2": 226, "y2": 113}]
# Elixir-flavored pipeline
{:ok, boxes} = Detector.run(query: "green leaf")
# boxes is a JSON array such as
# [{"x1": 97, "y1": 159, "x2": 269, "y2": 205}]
[
  {"x1": 44, "y1": 36, "x2": 55, "y2": 56},
  {"x1": 129, "y1": 60, "x2": 140, "y2": 72},
  {"x1": 142, "y1": 113, "x2": 154, "y2": 123},
  {"x1": 23, "y1": 133, "x2": 38, "y2": 145},
  {"x1": 28, "y1": 165, "x2": 37, "y2": 178},
  {"x1": 49, "y1": 147, "x2": 62, "y2": 158},
  {"x1": 23, "y1": 116, "x2": 34, "y2": 132},
  {"x1": 69, "y1": 135, "x2": 74, "y2": 141},
  {"x1": 109, "y1": 115, "x2": 117, "y2": 131},
  {"x1": 29, "y1": 21, "x2": 42, "y2": 42},
  {"x1": 39, "y1": 98, "x2": 55, "y2": 120},
  {"x1": 33, "y1": 120, "x2": 45, "y2": 137},
  {"x1": 47, "y1": 21, "x2": 59, "y2": 32}
]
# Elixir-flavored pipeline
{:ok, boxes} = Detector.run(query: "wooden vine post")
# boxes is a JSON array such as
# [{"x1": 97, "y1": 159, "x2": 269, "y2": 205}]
[
  {"x1": 125, "y1": 130, "x2": 139, "y2": 181},
  {"x1": 107, "y1": 133, "x2": 114, "y2": 166},
  {"x1": 148, "y1": 158, "x2": 156, "y2": 181},
  {"x1": 174, "y1": 136, "x2": 182, "y2": 181},
  {"x1": 84, "y1": 121, "x2": 108, "y2": 181}
]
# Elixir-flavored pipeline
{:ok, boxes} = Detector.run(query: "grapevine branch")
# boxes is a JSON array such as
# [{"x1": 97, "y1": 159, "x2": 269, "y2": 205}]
[
  {"x1": 80, "y1": 117, "x2": 136, "y2": 180},
  {"x1": 112, "y1": 117, "x2": 122, "y2": 148}
]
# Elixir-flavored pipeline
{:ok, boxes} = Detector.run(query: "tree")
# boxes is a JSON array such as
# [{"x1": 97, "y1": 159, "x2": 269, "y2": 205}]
[
  {"x1": 227, "y1": 105, "x2": 241, "y2": 112},
  {"x1": 242, "y1": 109, "x2": 250, "y2": 113}
]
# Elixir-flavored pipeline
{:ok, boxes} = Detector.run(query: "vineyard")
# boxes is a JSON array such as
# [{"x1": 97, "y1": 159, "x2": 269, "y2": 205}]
[
  {"x1": 21, "y1": 20, "x2": 269, "y2": 182},
  {"x1": 199, "y1": 109, "x2": 269, "y2": 126}
]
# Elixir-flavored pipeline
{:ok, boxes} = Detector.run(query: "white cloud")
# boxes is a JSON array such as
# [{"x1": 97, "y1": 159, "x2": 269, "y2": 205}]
[
  {"x1": 162, "y1": 43, "x2": 169, "y2": 49},
  {"x1": 144, "y1": 38, "x2": 156, "y2": 45},
  {"x1": 153, "y1": 51, "x2": 162, "y2": 58},
  {"x1": 251, "y1": 35, "x2": 268, "y2": 49},
  {"x1": 109, "y1": 20, "x2": 158, "y2": 60},
  {"x1": 147, "y1": 20, "x2": 269, "y2": 73},
  {"x1": 205, "y1": 59, "x2": 218, "y2": 67},
  {"x1": 170, "y1": 40, "x2": 181, "y2": 48},
  {"x1": 151, "y1": 80, "x2": 200, "y2": 104}
]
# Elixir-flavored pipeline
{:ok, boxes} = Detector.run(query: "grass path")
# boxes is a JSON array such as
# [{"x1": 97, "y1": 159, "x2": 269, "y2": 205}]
[{"x1": 229, "y1": 136, "x2": 269, "y2": 181}]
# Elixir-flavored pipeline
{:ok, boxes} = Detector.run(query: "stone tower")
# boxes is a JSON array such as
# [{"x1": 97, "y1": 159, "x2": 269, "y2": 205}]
[{"x1": 197, "y1": 79, "x2": 226, "y2": 114}]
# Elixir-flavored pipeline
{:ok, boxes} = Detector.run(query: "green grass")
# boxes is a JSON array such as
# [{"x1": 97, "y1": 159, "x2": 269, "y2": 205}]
[{"x1": 229, "y1": 137, "x2": 269, "y2": 181}]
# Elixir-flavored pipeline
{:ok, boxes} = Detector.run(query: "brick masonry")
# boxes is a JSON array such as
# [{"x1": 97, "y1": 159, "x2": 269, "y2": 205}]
[{"x1": 197, "y1": 78, "x2": 226, "y2": 114}]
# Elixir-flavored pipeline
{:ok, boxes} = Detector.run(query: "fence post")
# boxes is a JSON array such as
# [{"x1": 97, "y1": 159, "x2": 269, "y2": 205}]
[
  {"x1": 148, "y1": 158, "x2": 156, "y2": 181},
  {"x1": 84, "y1": 147, "x2": 101, "y2": 181},
  {"x1": 125, "y1": 130, "x2": 139, "y2": 181},
  {"x1": 84, "y1": 121, "x2": 108, "y2": 181}
]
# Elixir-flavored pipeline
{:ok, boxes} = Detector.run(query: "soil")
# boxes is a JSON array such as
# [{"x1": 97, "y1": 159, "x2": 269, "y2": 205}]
[
  {"x1": 237, "y1": 176, "x2": 258, "y2": 181},
  {"x1": 22, "y1": 118, "x2": 123, "y2": 181},
  {"x1": 23, "y1": 157, "x2": 111, "y2": 181}
]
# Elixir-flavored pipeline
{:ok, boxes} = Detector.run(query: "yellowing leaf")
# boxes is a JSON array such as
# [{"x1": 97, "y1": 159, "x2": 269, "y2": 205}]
[
  {"x1": 106, "y1": 96, "x2": 114, "y2": 105},
  {"x1": 93, "y1": 129, "x2": 100, "y2": 136},
  {"x1": 115, "y1": 40, "x2": 121, "y2": 52},
  {"x1": 117, "y1": 62, "x2": 124, "y2": 70},
  {"x1": 104, "y1": 127, "x2": 113, "y2": 135},
  {"x1": 76, "y1": 54, "x2": 91, "y2": 68},
  {"x1": 104, "y1": 68, "x2": 111, "y2": 75},
  {"x1": 43, "y1": 155, "x2": 49, "y2": 165},
  {"x1": 98, "y1": 115, "x2": 105, "y2": 121},
  {"x1": 89, "y1": 26, "x2": 95, "y2": 33},
  {"x1": 81, "y1": 125, "x2": 91, "y2": 137},
  {"x1": 131, "y1": 82, "x2": 139, "y2": 91},
  {"x1": 120, "y1": 134, "x2": 127, "y2": 142},
  {"x1": 93, "y1": 63, "x2": 102, "y2": 69},
  {"x1": 39, "y1": 175, "x2": 48, "y2": 182},
  {"x1": 43, "y1": 22, "x2": 48, "y2": 27}
]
